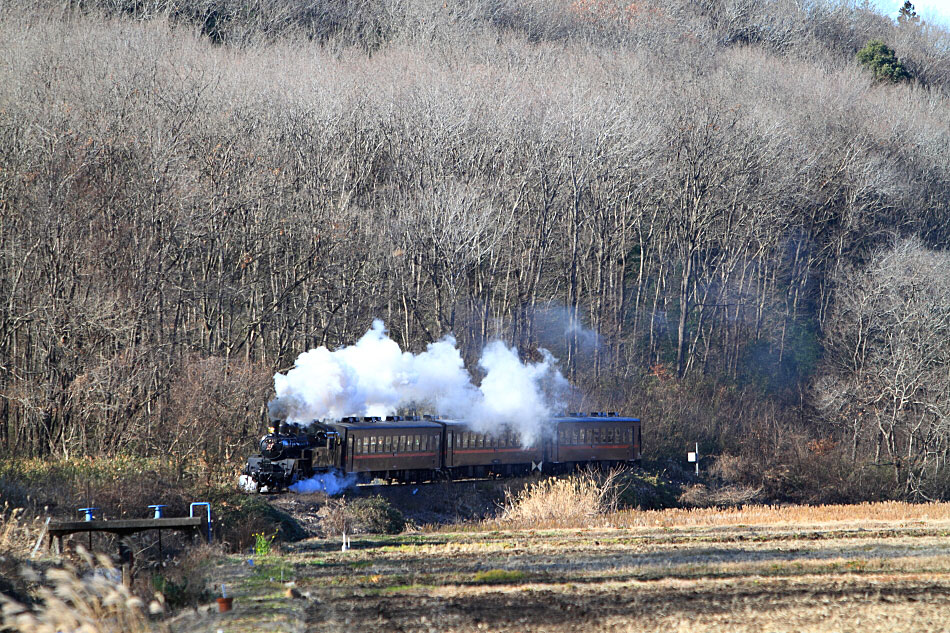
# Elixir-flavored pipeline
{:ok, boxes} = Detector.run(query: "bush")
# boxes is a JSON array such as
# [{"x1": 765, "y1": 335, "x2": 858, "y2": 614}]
[
  {"x1": 317, "y1": 495, "x2": 406, "y2": 536},
  {"x1": 615, "y1": 469, "x2": 680, "y2": 510},
  {"x1": 347, "y1": 496, "x2": 406, "y2": 535},
  {"x1": 148, "y1": 544, "x2": 218, "y2": 609},
  {"x1": 857, "y1": 39, "x2": 911, "y2": 82}
]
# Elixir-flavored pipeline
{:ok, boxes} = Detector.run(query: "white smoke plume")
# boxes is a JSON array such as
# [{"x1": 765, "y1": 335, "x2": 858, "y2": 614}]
[
  {"x1": 290, "y1": 470, "x2": 357, "y2": 496},
  {"x1": 268, "y1": 320, "x2": 569, "y2": 445}
]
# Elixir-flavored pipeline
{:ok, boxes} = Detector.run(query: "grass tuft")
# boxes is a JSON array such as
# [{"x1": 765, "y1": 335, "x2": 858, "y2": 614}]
[
  {"x1": 471, "y1": 569, "x2": 527, "y2": 584},
  {"x1": 498, "y1": 469, "x2": 624, "y2": 528}
]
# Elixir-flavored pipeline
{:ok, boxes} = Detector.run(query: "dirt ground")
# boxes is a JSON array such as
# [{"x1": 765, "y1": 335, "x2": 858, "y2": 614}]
[{"x1": 169, "y1": 501, "x2": 950, "y2": 633}]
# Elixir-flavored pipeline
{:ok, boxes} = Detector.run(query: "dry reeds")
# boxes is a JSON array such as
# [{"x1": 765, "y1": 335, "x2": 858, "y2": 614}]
[
  {"x1": 498, "y1": 469, "x2": 624, "y2": 528},
  {"x1": 0, "y1": 546, "x2": 167, "y2": 633},
  {"x1": 0, "y1": 503, "x2": 44, "y2": 557},
  {"x1": 615, "y1": 500, "x2": 950, "y2": 528}
]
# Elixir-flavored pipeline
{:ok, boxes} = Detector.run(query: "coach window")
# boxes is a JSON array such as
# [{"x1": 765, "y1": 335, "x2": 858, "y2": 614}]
[
  {"x1": 477, "y1": 434, "x2": 484, "y2": 448},
  {"x1": 433, "y1": 435, "x2": 440, "y2": 451},
  {"x1": 605, "y1": 429, "x2": 613, "y2": 443},
  {"x1": 501, "y1": 433, "x2": 508, "y2": 448}
]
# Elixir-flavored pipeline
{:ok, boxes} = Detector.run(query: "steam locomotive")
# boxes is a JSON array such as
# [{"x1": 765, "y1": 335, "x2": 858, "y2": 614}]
[{"x1": 240, "y1": 413, "x2": 641, "y2": 493}]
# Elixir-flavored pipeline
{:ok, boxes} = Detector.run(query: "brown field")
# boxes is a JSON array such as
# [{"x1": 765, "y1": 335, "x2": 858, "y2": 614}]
[{"x1": 170, "y1": 502, "x2": 950, "y2": 633}]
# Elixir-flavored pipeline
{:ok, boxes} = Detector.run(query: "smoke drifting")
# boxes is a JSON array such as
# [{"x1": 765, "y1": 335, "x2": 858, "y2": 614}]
[
  {"x1": 290, "y1": 470, "x2": 357, "y2": 495},
  {"x1": 268, "y1": 320, "x2": 569, "y2": 444}
]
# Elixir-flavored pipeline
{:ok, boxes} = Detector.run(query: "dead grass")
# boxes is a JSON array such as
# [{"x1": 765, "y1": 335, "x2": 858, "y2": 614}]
[
  {"x1": 0, "y1": 503, "x2": 36, "y2": 553},
  {"x1": 614, "y1": 500, "x2": 950, "y2": 528},
  {"x1": 497, "y1": 469, "x2": 624, "y2": 528},
  {"x1": 0, "y1": 546, "x2": 167, "y2": 633}
]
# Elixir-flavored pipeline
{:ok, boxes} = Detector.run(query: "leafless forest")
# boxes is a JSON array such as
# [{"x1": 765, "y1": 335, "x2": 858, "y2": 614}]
[{"x1": 2, "y1": 0, "x2": 950, "y2": 500}]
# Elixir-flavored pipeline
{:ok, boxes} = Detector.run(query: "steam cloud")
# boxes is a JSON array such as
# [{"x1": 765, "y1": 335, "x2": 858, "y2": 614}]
[
  {"x1": 290, "y1": 470, "x2": 357, "y2": 495},
  {"x1": 269, "y1": 320, "x2": 569, "y2": 444}
]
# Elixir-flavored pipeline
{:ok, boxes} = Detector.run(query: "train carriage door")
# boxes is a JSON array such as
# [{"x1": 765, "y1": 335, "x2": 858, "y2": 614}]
[
  {"x1": 447, "y1": 431, "x2": 454, "y2": 467},
  {"x1": 347, "y1": 435, "x2": 354, "y2": 470}
]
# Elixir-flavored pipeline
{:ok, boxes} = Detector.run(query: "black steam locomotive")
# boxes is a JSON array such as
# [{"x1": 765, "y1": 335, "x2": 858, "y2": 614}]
[{"x1": 240, "y1": 413, "x2": 641, "y2": 493}]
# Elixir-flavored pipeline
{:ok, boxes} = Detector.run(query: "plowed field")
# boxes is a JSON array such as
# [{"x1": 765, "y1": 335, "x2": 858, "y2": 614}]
[{"x1": 172, "y1": 511, "x2": 950, "y2": 633}]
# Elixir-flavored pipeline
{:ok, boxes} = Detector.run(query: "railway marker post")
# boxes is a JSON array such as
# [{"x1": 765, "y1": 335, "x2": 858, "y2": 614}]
[{"x1": 688, "y1": 443, "x2": 699, "y2": 476}]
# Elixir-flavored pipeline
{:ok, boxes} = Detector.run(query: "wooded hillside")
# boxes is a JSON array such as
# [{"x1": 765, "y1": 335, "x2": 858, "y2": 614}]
[{"x1": 2, "y1": 0, "x2": 949, "y2": 500}]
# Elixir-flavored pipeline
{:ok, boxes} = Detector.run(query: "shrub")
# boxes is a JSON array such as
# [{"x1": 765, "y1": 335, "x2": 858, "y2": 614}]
[
  {"x1": 147, "y1": 543, "x2": 217, "y2": 609},
  {"x1": 857, "y1": 39, "x2": 910, "y2": 82},
  {"x1": 347, "y1": 496, "x2": 406, "y2": 535},
  {"x1": 615, "y1": 470, "x2": 680, "y2": 510},
  {"x1": 317, "y1": 495, "x2": 406, "y2": 536}
]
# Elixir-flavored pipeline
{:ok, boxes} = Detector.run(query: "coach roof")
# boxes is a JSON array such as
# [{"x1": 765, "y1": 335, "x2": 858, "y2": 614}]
[{"x1": 329, "y1": 420, "x2": 444, "y2": 431}]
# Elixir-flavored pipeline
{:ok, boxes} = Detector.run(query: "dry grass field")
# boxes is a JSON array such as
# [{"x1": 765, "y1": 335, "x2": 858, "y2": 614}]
[{"x1": 168, "y1": 501, "x2": 950, "y2": 633}]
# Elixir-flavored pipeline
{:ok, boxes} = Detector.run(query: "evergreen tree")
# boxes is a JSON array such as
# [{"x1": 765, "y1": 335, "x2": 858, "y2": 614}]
[
  {"x1": 857, "y1": 39, "x2": 911, "y2": 82},
  {"x1": 897, "y1": 1, "x2": 920, "y2": 25}
]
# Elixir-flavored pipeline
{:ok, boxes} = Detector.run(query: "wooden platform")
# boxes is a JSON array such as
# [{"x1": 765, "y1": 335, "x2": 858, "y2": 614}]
[{"x1": 47, "y1": 517, "x2": 207, "y2": 553}]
